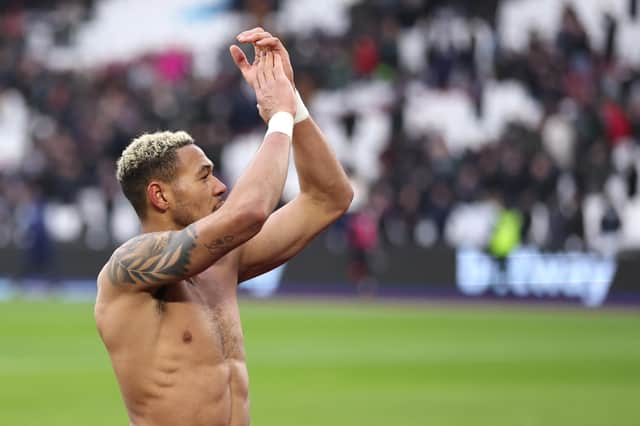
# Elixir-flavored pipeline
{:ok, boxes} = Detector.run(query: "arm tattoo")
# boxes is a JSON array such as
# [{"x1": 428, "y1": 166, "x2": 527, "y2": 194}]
[
  {"x1": 204, "y1": 235, "x2": 234, "y2": 255},
  {"x1": 107, "y1": 225, "x2": 198, "y2": 286}
]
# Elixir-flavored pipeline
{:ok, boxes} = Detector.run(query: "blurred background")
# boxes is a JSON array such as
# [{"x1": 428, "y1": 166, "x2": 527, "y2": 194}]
[
  {"x1": 0, "y1": 1, "x2": 639, "y2": 425},
  {"x1": 1, "y1": 0, "x2": 640, "y2": 306}
]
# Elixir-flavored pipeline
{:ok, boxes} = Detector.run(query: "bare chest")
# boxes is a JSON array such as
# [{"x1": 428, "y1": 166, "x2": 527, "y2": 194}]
[{"x1": 152, "y1": 264, "x2": 245, "y2": 362}]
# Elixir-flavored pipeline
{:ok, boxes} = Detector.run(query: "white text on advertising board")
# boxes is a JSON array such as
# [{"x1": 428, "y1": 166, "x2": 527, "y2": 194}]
[{"x1": 456, "y1": 247, "x2": 616, "y2": 307}]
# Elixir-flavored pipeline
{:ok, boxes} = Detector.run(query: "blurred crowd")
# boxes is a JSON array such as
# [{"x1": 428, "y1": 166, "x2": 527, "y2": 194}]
[{"x1": 1, "y1": 0, "x2": 640, "y2": 281}]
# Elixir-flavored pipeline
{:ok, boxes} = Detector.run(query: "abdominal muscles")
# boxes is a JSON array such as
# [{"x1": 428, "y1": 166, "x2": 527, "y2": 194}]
[
  {"x1": 110, "y1": 300, "x2": 250, "y2": 426},
  {"x1": 128, "y1": 360, "x2": 249, "y2": 426}
]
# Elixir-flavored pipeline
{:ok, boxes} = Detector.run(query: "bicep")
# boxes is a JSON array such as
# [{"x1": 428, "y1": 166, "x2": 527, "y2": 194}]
[
  {"x1": 238, "y1": 195, "x2": 339, "y2": 282},
  {"x1": 106, "y1": 209, "x2": 261, "y2": 291},
  {"x1": 106, "y1": 226, "x2": 201, "y2": 290}
]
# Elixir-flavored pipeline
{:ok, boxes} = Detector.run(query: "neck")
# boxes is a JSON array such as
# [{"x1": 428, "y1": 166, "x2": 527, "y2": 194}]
[{"x1": 140, "y1": 215, "x2": 184, "y2": 234}]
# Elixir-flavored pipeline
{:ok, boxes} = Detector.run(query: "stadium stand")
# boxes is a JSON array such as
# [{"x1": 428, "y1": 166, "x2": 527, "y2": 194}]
[{"x1": 1, "y1": 0, "x2": 640, "y2": 285}]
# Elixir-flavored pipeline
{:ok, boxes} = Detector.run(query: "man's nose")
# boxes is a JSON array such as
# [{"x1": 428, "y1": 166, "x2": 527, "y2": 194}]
[{"x1": 213, "y1": 177, "x2": 227, "y2": 196}]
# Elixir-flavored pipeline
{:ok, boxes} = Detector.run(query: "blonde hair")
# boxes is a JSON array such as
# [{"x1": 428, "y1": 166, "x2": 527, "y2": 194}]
[{"x1": 116, "y1": 131, "x2": 194, "y2": 218}]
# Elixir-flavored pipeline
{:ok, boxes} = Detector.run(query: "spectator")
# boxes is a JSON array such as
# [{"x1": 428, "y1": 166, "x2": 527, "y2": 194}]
[{"x1": 0, "y1": 0, "x2": 640, "y2": 266}]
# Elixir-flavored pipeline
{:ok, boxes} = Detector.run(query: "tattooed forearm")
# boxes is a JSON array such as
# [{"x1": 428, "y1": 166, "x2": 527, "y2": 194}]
[
  {"x1": 204, "y1": 236, "x2": 235, "y2": 255},
  {"x1": 107, "y1": 224, "x2": 198, "y2": 286}
]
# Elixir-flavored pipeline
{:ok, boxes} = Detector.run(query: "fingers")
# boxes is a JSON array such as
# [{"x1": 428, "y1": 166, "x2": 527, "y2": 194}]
[
  {"x1": 237, "y1": 27, "x2": 265, "y2": 41},
  {"x1": 255, "y1": 36, "x2": 284, "y2": 50},
  {"x1": 238, "y1": 30, "x2": 273, "y2": 44},
  {"x1": 229, "y1": 45, "x2": 250, "y2": 74},
  {"x1": 252, "y1": 43, "x2": 263, "y2": 66},
  {"x1": 238, "y1": 28, "x2": 272, "y2": 64},
  {"x1": 259, "y1": 51, "x2": 281, "y2": 85},
  {"x1": 273, "y1": 53, "x2": 284, "y2": 79},
  {"x1": 255, "y1": 49, "x2": 287, "y2": 89},
  {"x1": 237, "y1": 29, "x2": 287, "y2": 55},
  {"x1": 267, "y1": 49, "x2": 275, "y2": 79},
  {"x1": 256, "y1": 50, "x2": 267, "y2": 89}
]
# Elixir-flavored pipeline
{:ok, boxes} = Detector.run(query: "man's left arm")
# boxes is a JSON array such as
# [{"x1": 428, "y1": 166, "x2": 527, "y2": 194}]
[{"x1": 237, "y1": 116, "x2": 353, "y2": 282}]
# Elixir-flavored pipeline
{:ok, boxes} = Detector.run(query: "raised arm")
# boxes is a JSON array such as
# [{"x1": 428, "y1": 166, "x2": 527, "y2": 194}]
[
  {"x1": 237, "y1": 117, "x2": 353, "y2": 282},
  {"x1": 231, "y1": 29, "x2": 353, "y2": 282},
  {"x1": 103, "y1": 51, "x2": 297, "y2": 291}
]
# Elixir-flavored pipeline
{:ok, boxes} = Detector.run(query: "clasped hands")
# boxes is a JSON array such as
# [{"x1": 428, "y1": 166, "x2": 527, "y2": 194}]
[{"x1": 229, "y1": 28, "x2": 297, "y2": 123}]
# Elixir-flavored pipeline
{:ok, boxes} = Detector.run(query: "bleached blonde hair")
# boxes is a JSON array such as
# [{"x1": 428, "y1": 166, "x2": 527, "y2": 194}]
[{"x1": 116, "y1": 131, "x2": 194, "y2": 218}]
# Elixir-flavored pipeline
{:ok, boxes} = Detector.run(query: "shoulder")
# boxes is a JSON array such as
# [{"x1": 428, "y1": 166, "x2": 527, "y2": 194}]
[
  {"x1": 103, "y1": 232, "x2": 172, "y2": 285},
  {"x1": 97, "y1": 241, "x2": 154, "y2": 299},
  {"x1": 99, "y1": 234, "x2": 158, "y2": 291},
  {"x1": 112, "y1": 232, "x2": 172, "y2": 258},
  {"x1": 96, "y1": 261, "x2": 119, "y2": 304}
]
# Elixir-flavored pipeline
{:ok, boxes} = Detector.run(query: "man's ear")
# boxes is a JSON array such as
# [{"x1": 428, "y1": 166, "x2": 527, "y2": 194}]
[{"x1": 147, "y1": 181, "x2": 170, "y2": 213}]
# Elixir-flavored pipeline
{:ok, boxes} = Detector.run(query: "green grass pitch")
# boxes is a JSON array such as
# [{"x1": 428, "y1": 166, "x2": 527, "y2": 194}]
[{"x1": 0, "y1": 299, "x2": 639, "y2": 425}]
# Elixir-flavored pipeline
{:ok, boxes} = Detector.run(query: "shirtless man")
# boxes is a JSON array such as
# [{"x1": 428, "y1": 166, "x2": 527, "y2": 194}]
[{"x1": 94, "y1": 28, "x2": 353, "y2": 426}]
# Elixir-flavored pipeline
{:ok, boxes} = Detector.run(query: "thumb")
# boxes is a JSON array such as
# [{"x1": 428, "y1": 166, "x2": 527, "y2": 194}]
[{"x1": 229, "y1": 45, "x2": 250, "y2": 75}]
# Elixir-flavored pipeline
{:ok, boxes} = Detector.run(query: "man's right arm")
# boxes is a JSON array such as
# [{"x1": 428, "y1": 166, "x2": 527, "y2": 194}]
[
  {"x1": 103, "y1": 51, "x2": 296, "y2": 291},
  {"x1": 104, "y1": 135, "x2": 288, "y2": 290}
]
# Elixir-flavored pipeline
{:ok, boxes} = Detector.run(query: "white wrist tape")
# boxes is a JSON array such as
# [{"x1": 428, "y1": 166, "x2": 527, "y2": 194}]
[
  {"x1": 265, "y1": 111, "x2": 294, "y2": 139},
  {"x1": 294, "y1": 89, "x2": 310, "y2": 124}
]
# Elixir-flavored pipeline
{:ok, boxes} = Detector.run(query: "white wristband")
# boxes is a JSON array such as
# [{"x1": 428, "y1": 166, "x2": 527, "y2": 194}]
[
  {"x1": 265, "y1": 111, "x2": 294, "y2": 139},
  {"x1": 294, "y1": 89, "x2": 310, "y2": 124}
]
